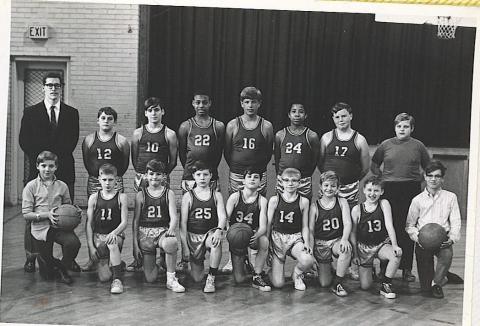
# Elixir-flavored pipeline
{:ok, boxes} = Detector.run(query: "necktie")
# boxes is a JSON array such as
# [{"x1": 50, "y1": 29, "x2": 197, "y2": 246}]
[{"x1": 50, "y1": 106, "x2": 57, "y2": 130}]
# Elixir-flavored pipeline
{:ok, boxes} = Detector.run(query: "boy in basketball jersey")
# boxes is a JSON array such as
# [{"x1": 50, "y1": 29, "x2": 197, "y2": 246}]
[
  {"x1": 86, "y1": 164, "x2": 128, "y2": 294},
  {"x1": 225, "y1": 168, "x2": 271, "y2": 291},
  {"x1": 350, "y1": 176, "x2": 402, "y2": 299},
  {"x1": 132, "y1": 159, "x2": 185, "y2": 292},
  {"x1": 81, "y1": 107, "x2": 130, "y2": 272},
  {"x1": 309, "y1": 171, "x2": 352, "y2": 296},
  {"x1": 224, "y1": 86, "x2": 274, "y2": 196},
  {"x1": 275, "y1": 103, "x2": 320, "y2": 199},
  {"x1": 180, "y1": 161, "x2": 227, "y2": 293},
  {"x1": 129, "y1": 97, "x2": 178, "y2": 272},
  {"x1": 267, "y1": 168, "x2": 314, "y2": 291},
  {"x1": 405, "y1": 160, "x2": 461, "y2": 298}
]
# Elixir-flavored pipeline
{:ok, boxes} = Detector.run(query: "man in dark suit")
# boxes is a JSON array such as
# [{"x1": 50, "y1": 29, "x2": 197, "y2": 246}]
[{"x1": 19, "y1": 72, "x2": 80, "y2": 273}]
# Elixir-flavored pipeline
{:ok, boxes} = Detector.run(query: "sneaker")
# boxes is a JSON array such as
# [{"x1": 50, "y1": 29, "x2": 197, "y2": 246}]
[
  {"x1": 402, "y1": 269, "x2": 416, "y2": 282},
  {"x1": 260, "y1": 271, "x2": 272, "y2": 286},
  {"x1": 176, "y1": 260, "x2": 189, "y2": 273},
  {"x1": 220, "y1": 259, "x2": 233, "y2": 273},
  {"x1": 252, "y1": 275, "x2": 272, "y2": 292},
  {"x1": 446, "y1": 271, "x2": 464, "y2": 284},
  {"x1": 380, "y1": 282, "x2": 396, "y2": 299},
  {"x1": 203, "y1": 274, "x2": 216, "y2": 293},
  {"x1": 81, "y1": 259, "x2": 97, "y2": 272},
  {"x1": 24, "y1": 260, "x2": 36, "y2": 273},
  {"x1": 110, "y1": 279, "x2": 124, "y2": 294},
  {"x1": 166, "y1": 276, "x2": 186, "y2": 293},
  {"x1": 331, "y1": 283, "x2": 348, "y2": 297},
  {"x1": 348, "y1": 265, "x2": 359, "y2": 281},
  {"x1": 126, "y1": 260, "x2": 143, "y2": 272},
  {"x1": 292, "y1": 269, "x2": 306, "y2": 291},
  {"x1": 431, "y1": 284, "x2": 444, "y2": 299}
]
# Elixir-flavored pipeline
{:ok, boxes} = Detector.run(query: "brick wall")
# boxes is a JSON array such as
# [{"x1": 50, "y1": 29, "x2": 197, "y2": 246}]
[{"x1": 9, "y1": 1, "x2": 140, "y2": 206}]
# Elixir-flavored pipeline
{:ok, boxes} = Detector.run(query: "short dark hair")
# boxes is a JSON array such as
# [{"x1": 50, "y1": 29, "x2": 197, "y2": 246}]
[
  {"x1": 146, "y1": 159, "x2": 167, "y2": 174},
  {"x1": 331, "y1": 102, "x2": 352, "y2": 115},
  {"x1": 190, "y1": 160, "x2": 211, "y2": 174},
  {"x1": 144, "y1": 97, "x2": 163, "y2": 111},
  {"x1": 425, "y1": 160, "x2": 447, "y2": 176},
  {"x1": 192, "y1": 90, "x2": 211, "y2": 100},
  {"x1": 97, "y1": 107, "x2": 118, "y2": 122},
  {"x1": 243, "y1": 167, "x2": 263, "y2": 180},
  {"x1": 240, "y1": 87, "x2": 262, "y2": 102},
  {"x1": 394, "y1": 113, "x2": 415, "y2": 129},
  {"x1": 43, "y1": 72, "x2": 63, "y2": 85},
  {"x1": 363, "y1": 175, "x2": 384, "y2": 189},
  {"x1": 36, "y1": 151, "x2": 58, "y2": 165},
  {"x1": 98, "y1": 163, "x2": 117, "y2": 176}
]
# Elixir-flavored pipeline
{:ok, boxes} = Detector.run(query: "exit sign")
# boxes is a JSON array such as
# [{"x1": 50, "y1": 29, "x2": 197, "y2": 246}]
[{"x1": 28, "y1": 25, "x2": 48, "y2": 39}]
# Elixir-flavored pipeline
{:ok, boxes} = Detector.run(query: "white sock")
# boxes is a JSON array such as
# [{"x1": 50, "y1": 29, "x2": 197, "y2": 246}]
[{"x1": 167, "y1": 272, "x2": 176, "y2": 280}]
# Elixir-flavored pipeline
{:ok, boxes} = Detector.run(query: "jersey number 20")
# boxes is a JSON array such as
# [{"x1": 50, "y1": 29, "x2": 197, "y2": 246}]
[{"x1": 323, "y1": 217, "x2": 340, "y2": 231}]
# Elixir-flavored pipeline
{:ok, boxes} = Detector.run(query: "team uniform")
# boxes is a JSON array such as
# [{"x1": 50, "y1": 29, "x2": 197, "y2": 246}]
[
  {"x1": 228, "y1": 191, "x2": 260, "y2": 255},
  {"x1": 276, "y1": 127, "x2": 315, "y2": 198},
  {"x1": 356, "y1": 203, "x2": 390, "y2": 267},
  {"x1": 186, "y1": 189, "x2": 219, "y2": 263},
  {"x1": 313, "y1": 198, "x2": 345, "y2": 263},
  {"x1": 92, "y1": 191, "x2": 124, "y2": 257},
  {"x1": 134, "y1": 125, "x2": 170, "y2": 191},
  {"x1": 323, "y1": 130, "x2": 362, "y2": 206},
  {"x1": 229, "y1": 118, "x2": 268, "y2": 195},
  {"x1": 181, "y1": 118, "x2": 220, "y2": 192},
  {"x1": 270, "y1": 194, "x2": 304, "y2": 263},
  {"x1": 85, "y1": 132, "x2": 125, "y2": 196},
  {"x1": 137, "y1": 187, "x2": 171, "y2": 255}
]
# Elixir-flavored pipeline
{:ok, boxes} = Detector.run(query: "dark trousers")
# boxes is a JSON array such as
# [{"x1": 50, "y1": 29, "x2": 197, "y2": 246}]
[
  {"x1": 32, "y1": 228, "x2": 81, "y2": 279},
  {"x1": 382, "y1": 181, "x2": 421, "y2": 271},
  {"x1": 415, "y1": 244, "x2": 453, "y2": 291},
  {"x1": 24, "y1": 222, "x2": 37, "y2": 261}
]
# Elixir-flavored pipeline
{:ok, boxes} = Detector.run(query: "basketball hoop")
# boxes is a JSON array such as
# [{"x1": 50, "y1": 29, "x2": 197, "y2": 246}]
[{"x1": 437, "y1": 16, "x2": 457, "y2": 40}]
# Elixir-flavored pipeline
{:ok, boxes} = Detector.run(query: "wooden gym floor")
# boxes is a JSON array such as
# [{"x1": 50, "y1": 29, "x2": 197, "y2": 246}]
[{"x1": 1, "y1": 205, "x2": 466, "y2": 326}]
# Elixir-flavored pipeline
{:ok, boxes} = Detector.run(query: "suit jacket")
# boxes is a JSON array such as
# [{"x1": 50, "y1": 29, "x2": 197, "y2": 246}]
[{"x1": 19, "y1": 101, "x2": 79, "y2": 184}]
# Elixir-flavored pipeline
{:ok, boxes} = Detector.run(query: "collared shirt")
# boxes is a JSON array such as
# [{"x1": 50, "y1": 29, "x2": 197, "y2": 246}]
[
  {"x1": 44, "y1": 100, "x2": 60, "y2": 124},
  {"x1": 22, "y1": 175, "x2": 71, "y2": 241},
  {"x1": 405, "y1": 188, "x2": 461, "y2": 243}
]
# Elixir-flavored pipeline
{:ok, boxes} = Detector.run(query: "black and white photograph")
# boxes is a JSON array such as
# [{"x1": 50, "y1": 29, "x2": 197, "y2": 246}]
[{"x1": 1, "y1": 0, "x2": 480, "y2": 325}]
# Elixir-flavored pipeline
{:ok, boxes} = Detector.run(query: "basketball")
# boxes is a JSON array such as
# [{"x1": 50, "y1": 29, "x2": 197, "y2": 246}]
[
  {"x1": 418, "y1": 223, "x2": 448, "y2": 251},
  {"x1": 52, "y1": 204, "x2": 82, "y2": 231},
  {"x1": 226, "y1": 223, "x2": 253, "y2": 256}
]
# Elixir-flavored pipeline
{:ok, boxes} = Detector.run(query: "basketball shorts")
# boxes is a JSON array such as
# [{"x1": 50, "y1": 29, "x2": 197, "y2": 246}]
[
  {"x1": 313, "y1": 237, "x2": 342, "y2": 264},
  {"x1": 229, "y1": 171, "x2": 267, "y2": 196},
  {"x1": 357, "y1": 238, "x2": 390, "y2": 267},
  {"x1": 186, "y1": 229, "x2": 217, "y2": 264},
  {"x1": 88, "y1": 175, "x2": 124, "y2": 197},
  {"x1": 138, "y1": 226, "x2": 169, "y2": 255},
  {"x1": 134, "y1": 172, "x2": 170, "y2": 192},
  {"x1": 93, "y1": 232, "x2": 125, "y2": 259},
  {"x1": 276, "y1": 175, "x2": 312, "y2": 199},
  {"x1": 181, "y1": 179, "x2": 219, "y2": 194},
  {"x1": 337, "y1": 181, "x2": 359, "y2": 207},
  {"x1": 269, "y1": 230, "x2": 303, "y2": 263}
]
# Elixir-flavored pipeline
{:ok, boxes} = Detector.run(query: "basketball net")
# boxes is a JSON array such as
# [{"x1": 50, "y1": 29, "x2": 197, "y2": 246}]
[{"x1": 437, "y1": 16, "x2": 457, "y2": 40}]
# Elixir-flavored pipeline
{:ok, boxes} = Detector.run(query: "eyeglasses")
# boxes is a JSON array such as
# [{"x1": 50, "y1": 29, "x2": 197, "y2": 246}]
[
  {"x1": 193, "y1": 100, "x2": 209, "y2": 105},
  {"x1": 426, "y1": 174, "x2": 443, "y2": 179},
  {"x1": 44, "y1": 83, "x2": 62, "y2": 89},
  {"x1": 146, "y1": 107, "x2": 161, "y2": 112}
]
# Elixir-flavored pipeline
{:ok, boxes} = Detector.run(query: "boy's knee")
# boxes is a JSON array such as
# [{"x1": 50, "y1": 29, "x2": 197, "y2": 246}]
[
  {"x1": 271, "y1": 277, "x2": 285, "y2": 288},
  {"x1": 258, "y1": 236, "x2": 269, "y2": 250},
  {"x1": 162, "y1": 237, "x2": 177, "y2": 253},
  {"x1": 144, "y1": 271, "x2": 157, "y2": 283}
]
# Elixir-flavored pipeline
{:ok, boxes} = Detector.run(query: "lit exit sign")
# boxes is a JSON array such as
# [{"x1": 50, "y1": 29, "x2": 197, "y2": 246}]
[{"x1": 28, "y1": 25, "x2": 48, "y2": 39}]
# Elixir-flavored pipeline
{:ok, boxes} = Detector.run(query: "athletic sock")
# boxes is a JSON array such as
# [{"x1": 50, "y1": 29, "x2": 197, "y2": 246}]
[
  {"x1": 112, "y1": 264, "x2": 123, "y2": 281},
  {"x1": 208, "y1": 267, "x2": 218, "y2": 276},
  {"x1": 383, "y1": 276, "x2": 392, "y2": 284},
  {"x1": 334, "y1": 275, "x2": 345, "y2": 284},
  {"x1": 167, "y1": 271, "x2": 176, "y2": 280}
]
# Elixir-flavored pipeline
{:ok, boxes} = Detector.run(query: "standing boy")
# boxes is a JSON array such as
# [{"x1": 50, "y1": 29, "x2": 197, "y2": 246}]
[
  {"x1": 86, "y1": 164, "x2": 128, "y2": 294},
  {"x1": 405, "y1": 160, "x2": 461, "y2": 298},
  {"x1": 180, "y1": 161, "x2": 227, "y2": 293},
  {"x1": 82, "y1": 107, "x2": 129, "y2": 272},
  {"x1": 22, "y1": 151, "x2": 81, "y2": 284},
  {"x1": 275, "y1": 103, "x2": 320, "y2": 199},
  {"x1": 132, "y1": 159, "x2": 185, "y2": 292},
  {"x1": 225, "y1": 168, "x2": 271, "y2": 291},
  {"x1": 309, "y1": 171, "x2": 352, "y2": 296},
  {"x1": 350, "y1": 176, "x2": 402, "y2": 299},
  {"x1": 267, "y1": 168, "x2": 314, "y2": 291}
]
